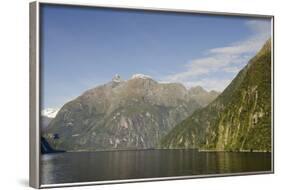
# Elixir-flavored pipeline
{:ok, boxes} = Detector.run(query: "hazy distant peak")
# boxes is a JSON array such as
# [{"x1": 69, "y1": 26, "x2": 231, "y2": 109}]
[
  {"x1": 131, "y1": 73, "x2": 152, "y2": 80},
  {"x1": 209, "y1": 90, "x2": 220, "y2": 95},
  {"x1": 188, "y1": 86, "x2": 206, "y2": 93},
  {"x1": 188, "y1": 86, "x2": 220, "y2": 94}
]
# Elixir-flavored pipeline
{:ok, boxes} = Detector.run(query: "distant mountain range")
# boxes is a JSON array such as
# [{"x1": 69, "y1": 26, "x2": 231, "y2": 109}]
[
  {"x1": 43, "y1": 74, "x2": 219, "y2": 151},
  {"x1": 161, "y1": 39, "x2": 272, "y2": 152}
]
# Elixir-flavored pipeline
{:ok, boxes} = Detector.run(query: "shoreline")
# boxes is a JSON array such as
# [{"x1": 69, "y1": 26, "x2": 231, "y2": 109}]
[
  {"x1": 48, "y1": 148, "x2": 271, "y2": 154},
  {"x1": 198, "y1": 149, "x2": 271, "y2": 153}
]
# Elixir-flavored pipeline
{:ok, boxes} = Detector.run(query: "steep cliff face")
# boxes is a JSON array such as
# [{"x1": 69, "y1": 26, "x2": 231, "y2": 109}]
[
  {"x1": 161, "y1": 39, "x2": 272, "y2": 152},
  {"x1": 41, "y1": 116, "x2": 52, "y2": 131},
  {"x1": 41, "y1": 108, "x2": 59, "y2": 131},
  {"x1": 43, "y1": 75, "x2": 218, "y2": 151}
]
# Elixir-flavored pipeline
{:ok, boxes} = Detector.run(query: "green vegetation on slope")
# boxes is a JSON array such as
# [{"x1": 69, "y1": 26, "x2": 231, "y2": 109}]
[{"x1": 161, "y1": 39, "x2": 272, "y2": 152}]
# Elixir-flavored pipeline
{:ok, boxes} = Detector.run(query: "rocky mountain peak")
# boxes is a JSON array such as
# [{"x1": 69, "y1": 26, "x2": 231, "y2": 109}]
[
  {"x1": 44, "y1": 71, "x2": 221, "y2": 151},
  {"x1": 188, "y1": 86, "x2": 206, "y2": 94},
  {"x1": 112, "y1": 74, "x2": 122, "y2": 83}
]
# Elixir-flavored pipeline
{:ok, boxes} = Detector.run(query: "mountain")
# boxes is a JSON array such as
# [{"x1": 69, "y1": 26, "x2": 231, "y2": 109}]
[
  {"x1": 43, "y1": 75, "x2": 219, "y2": 151},
  {"x1": 161, "y1": 39, "x2": 272, "y2": 152},
  {"x1": 41, "y1": 108, "x2": 60, "y2": 130},
  {"x1": 41, "y1": 116, "x2": 53, "y2": 130},
  {"x1": 187, "y1": 86, "x2": 220, "y2": 107}
]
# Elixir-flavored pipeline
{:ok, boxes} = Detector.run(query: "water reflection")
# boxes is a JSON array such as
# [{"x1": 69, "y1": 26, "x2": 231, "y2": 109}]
[{"x1": 41, "y1": 149, "x2": 271, "y2": 185}]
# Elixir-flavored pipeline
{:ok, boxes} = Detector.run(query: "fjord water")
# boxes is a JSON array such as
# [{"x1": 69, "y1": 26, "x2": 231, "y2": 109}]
[{"x1": 41, "y1": 149, "x2": 271, "y2": 185}]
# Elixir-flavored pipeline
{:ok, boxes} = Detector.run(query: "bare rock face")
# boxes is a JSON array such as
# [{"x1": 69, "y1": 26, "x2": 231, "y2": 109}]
[
  {"x1": 43, "y1": 75, "x2": 218, "y2": 151},
  {"x1": 41, "y1": 108, "x2": 59, "y2": 131},
  {"x1": 41, "y1": 116, "x2": 52, "y2": 132}
]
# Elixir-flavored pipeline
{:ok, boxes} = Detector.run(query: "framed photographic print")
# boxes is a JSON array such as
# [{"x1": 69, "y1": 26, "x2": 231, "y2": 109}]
[{"x1": 29, "y1": 1, "x2": 274, "y2": 188}]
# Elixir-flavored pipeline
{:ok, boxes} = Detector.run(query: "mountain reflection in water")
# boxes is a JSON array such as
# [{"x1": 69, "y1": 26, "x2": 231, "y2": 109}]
[{"x1": 41, "y1": 149, "x2": 271, "y2": 185}]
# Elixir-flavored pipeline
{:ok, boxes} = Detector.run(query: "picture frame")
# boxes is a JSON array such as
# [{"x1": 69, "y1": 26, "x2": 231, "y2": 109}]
[{"x1": 30, "y1": 1, "x2": 274, "y2": 188}]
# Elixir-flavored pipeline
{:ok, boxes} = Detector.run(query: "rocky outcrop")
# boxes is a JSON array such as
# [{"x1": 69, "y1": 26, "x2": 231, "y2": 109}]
[{"x1": 41, "y1": 137, "x2": 64, "y2": 154}]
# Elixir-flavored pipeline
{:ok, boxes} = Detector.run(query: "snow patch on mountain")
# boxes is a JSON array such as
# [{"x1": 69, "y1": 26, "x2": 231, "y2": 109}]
[
  {"x1": 42, "y1": 108, "x2": 59, "y2": 118},
  {"x1": 131, "y1": 73, "x2": 152, "y2": 80}
]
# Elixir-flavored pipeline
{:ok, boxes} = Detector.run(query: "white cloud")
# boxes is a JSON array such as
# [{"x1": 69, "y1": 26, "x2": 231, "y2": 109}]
[
  {"x1": 209, "y1": 20, "x2": 270, "y2": 55},
  {"x1": 222, "y1": 66, "x2": 240, "y2": 73},
  {"x1": 161, "y1": 20, "x2": 271, "y2": 91}
]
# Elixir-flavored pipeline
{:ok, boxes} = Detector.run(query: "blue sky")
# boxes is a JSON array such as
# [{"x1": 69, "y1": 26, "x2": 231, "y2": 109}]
[{"x1": 41, "y1": 4, "x2": 271, "y2": 109}]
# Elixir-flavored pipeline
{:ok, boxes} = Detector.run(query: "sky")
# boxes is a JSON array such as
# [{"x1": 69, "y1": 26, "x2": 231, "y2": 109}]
[{"x1": 41, "y1": 4, "x2": 272, "y2": 109}]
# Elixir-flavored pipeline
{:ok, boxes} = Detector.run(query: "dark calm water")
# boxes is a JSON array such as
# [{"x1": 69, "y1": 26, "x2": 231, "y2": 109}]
[{"x1": 41, "y1": 149, "x2": 271, "y2": 185}]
